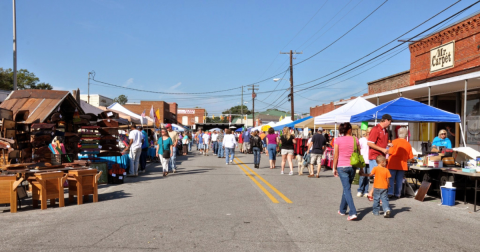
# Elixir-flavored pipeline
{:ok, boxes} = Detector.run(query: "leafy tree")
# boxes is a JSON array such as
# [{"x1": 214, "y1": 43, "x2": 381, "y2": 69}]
[
  {"x1": 222, "y1": 105, "x2": 251, "y2": 115},
  {"x1": 0, "y1": 68, "x2": 53, "y2": 90},
  {"x1": 113, "y1": 94, "x2": 128, "y2": 105}
]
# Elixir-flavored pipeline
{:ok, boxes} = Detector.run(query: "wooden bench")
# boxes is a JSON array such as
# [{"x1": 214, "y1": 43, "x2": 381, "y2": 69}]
[
  {"x1": 0, "y1": 175, "x2": 23, "y2": 213},
  {"x1": 28, "y1": 171, "x2": 66, "y2": 210},
  {"x1": 67, "y1": 169, "x2": 102, "y2": 205}
]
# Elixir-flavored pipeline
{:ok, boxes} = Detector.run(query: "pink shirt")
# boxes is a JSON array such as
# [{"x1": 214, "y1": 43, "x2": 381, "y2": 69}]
[
  {"x1": 359, "y1": 137, "x2": 370, "y2": 164},
  {"x1": 335, "y1": 136, "x2": 360, "y2": 167},
  {"x1": 266, "y1": 134, "x2": 277, "y2": 144}
]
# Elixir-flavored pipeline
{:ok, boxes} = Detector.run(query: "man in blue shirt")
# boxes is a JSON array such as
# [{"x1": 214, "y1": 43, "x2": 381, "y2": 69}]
[{"x1": 139, "y1": 127, "x2": 149, "y2": 173}]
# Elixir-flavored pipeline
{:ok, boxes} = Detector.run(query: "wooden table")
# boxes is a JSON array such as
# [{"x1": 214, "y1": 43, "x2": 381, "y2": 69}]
[
  {"x1": 0, "y1": 175, "x2": 23, "y2": 213},
  {"x1": 67, "y1": 169, "x2": 102, "y2": 205},
  {"x1": 28, "y1": 171, "x2": 66, "y2": 210}
]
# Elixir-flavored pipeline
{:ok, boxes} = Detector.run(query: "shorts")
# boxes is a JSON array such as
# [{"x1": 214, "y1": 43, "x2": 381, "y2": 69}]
[
  {"x1": 281, "y1": 149, "x2": 294, "y2": 155},
  {"x1": 204, "y1": 142, "x2": 210, "y2": 149},
  {"x1": 238, "y1": 143, "x2": 243, "y2": 150},
  {"x1": 310, "y1": 154, "x2": 323, "y2": 165}
]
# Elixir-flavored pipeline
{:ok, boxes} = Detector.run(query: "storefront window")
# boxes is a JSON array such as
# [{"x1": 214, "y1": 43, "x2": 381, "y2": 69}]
[{"x1": 465, "y1": 91, "x2": 480, "y2": 144}]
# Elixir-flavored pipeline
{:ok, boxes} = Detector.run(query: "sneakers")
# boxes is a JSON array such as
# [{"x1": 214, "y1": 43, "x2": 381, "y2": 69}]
[
  {"x1": 173, "y1": 169, "x2": 177, "y2": 174},
  {"x1": 337, "y1": 210, "x2": 345, "y2": 216},
  {"x1": 226, "y1": 163, "x2": 229, "y2": 165},
  {"x1": 280, "y1": 171, "x2": 284, "y2": 175},
  {"x1": 384, "y1": 210, "x2": 391, "y2": 218},
  {"x1": 356, "y1": 192, "x2": 363, "y2": 197},
  {"x1": 347, "y1": 215, "x2": 357, "y2": 221},
  {"x1": 213, "y1": 154, "x2": 216, "y2": 156},
  {"x1": 229, "y1": 161, "x2": 233, "y2": 164},
  {"x1": 363, "y1": 194, "x2": 369, "y2": 198},
  {"x1": 289, "y1": 171, "x2": 293, "y2": 175}
]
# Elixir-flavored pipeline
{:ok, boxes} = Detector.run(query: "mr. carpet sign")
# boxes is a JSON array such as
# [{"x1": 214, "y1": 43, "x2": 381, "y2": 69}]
[{"x1": 430, "y1": 41, "x2": 454, "y2": 73}]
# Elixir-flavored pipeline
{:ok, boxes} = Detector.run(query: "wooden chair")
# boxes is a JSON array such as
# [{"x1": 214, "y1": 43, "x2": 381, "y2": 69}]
[
  {"x1": 29, "y1": 171, "x2": 67, "y2": 210},
  {"x1": 0, "y1": 175, "x2": 23, "y2": 213},
  {"x1": 67, "y1": 169, "x2": 102, "y2": 205}
]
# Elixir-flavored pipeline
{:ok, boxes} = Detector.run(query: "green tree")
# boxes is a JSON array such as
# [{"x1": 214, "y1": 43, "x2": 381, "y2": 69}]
[
  {"x1": 222, "y1": 105, "x2": 251, "y2": 115},
  {"x1": 113, "y1": 94, "x2": 128, "y2": 105},
  {"x1": 0, "y1": 68, "x2": 53, "y2": 90}
]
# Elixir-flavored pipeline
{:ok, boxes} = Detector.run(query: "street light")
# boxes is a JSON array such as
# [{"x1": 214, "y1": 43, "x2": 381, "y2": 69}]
[{"x1": 273, "y1": 78, "x2": 284, "y2": 82}]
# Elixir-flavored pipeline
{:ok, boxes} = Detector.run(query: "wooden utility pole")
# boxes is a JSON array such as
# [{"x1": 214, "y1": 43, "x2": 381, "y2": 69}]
[
  {"x1": 280, "y1": 50, "x2": 302, "y2": 121},
  {"x1": 247, "y1": 84, "x2": 259, "y2": 127}
]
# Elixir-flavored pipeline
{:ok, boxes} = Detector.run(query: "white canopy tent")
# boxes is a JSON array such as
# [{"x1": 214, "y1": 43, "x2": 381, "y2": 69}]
[
  {"x1": 313, "y1": 97, "x2": 375, "y2": 137},
  {"x1": 107, "y1": 103, "x2": 153, "y2": 126},
  {"x1": 251, "y1": 121, "x2": 276, "y2": 132},
  {"x1": 272, "y1": 117, "x2": 293, "y2": 130}
]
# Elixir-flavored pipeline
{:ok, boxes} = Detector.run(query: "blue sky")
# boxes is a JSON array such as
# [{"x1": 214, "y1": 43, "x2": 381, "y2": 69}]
[{"x1": 0, "y1": 0, "x2": 478, "y2": 115}]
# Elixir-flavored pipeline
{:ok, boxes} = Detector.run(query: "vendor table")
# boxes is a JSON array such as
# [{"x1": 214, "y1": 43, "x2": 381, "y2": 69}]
[
  {"x1": 78, "y1": 154, "x2": 130, "y2": 170},
  {"x1": 0, "y1": 175, "x2": 23, "y2": 213},
  {"x1": 67, "y1": 169, "x2": 102, "y2": 205},
  {"x1": 28, "y1": 171, "x2": 66, "y2": 210}
]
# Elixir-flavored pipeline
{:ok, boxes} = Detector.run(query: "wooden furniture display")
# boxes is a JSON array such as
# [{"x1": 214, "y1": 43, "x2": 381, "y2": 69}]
[
  {"x1": 0, "y1": 175, "x2": 23, "y2": 213},
  {"x1": 67, "y1": 169, "x2": 102, "y2": 205},
  {"x1": 28, "y1": 171, "x2": 66, "y2": 210}
]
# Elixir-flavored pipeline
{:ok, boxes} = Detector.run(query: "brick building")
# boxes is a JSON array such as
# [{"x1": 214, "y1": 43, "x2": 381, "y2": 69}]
[
  {"x1": 123, "y1": 101, "x2": 178, "y2": 124},
  {"x1": 177, "y1": 108, "x2": 205, "y2": 126}
]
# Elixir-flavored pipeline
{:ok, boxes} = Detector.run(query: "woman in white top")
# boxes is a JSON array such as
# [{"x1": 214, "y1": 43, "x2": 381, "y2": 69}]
[
  {"x1": 222, "y1": 129, "x2": 237, "y2": 165},
  {"x1": 357, "y1": 127, "x2": 372, "y2": 197}
]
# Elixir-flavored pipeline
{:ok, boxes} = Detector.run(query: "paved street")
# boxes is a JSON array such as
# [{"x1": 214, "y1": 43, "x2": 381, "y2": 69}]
[{"x1": 2, "y1": 150, "x2": 480, "y2": 252}]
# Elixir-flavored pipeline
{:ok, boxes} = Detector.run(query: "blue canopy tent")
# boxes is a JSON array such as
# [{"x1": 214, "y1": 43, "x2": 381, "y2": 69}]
[
  {"x1": 235, "y1": 128, "x2": 243, "y2": 132},
  {"x1": 272, "y1": 116, "x2": 313, "y2": 131},
  {"x1": 350, "y1": 97, "x2": 464, "y2": 145}
]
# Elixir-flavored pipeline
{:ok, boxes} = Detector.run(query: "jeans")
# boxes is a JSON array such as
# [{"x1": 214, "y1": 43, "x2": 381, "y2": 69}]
[
  {"x1": 188, "y1": 141, "x2": 192, "y2": 152},
  {"x1": 267, "y1": 144, "x2": 277, "y2": 161},
  {"x1": 140, "y1": 147, "x2": 148, "y2": 171},
  {"x1": 357, "y1": 164, "x2": 371, "y2": 194},
  {"x1": 218, "y1": 142, "x2": 224, "y2": 158},
  {"x1": 213, "y1": 141, "x2": 218, "y2": 154},
  {"x1": 253, "y1": 147, "x2": 261, "y2": 164},
  {"x1": 388, "y1": 169, "x2": 405, "y2": 197},
  {"x1": 337, "y1": 166, "x2": 357, "y2": 216},
  {"x1": 373, "y1": 188, "x2": 390, "y2": 215},
  {"x1": 169, "y1": 146, "x2": 177, "y2": 171},
  {"x1": 225, "y1": 148, "x2": 235, "y2": 163},
  {"x1": 129, "y1": 147, "x2": 142, "y2": 175}
]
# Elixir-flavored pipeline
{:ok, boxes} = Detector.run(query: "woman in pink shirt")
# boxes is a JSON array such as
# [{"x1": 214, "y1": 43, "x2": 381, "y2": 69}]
[{"x1": 333, "y1": 123, "x2": 360, "y2": 221}]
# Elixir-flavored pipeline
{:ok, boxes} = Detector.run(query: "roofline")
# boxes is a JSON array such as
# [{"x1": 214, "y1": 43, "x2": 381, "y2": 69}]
[
  {"x1": 80, "y1": 94, "x2": 113, "y2": 100},
  {"x1": 367, "y1": 70, "x2": 410, "y2": 85}
]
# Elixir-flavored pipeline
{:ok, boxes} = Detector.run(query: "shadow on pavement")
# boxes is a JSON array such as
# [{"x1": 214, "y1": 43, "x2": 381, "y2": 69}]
[{"x1": 356, "y1": 204, "x2": 411, "y2": 219}]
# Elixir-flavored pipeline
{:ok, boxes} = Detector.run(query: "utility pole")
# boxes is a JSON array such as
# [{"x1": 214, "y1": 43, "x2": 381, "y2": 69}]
[
  {"x1": 241, "y1": 86, "x2": 243, "y2": 125},
  {"x1": 280, "y1": 50, "x2": 302, "y2": 121},
  {"x1": 247, "y1": 84, "x2": 259, "y2": 127},
  {"x1": 87, "y1": 72, "x2": 91, "y2": 104},
  {"x1": 12, "y1": 0, "x2": 17, "y2": 90}
]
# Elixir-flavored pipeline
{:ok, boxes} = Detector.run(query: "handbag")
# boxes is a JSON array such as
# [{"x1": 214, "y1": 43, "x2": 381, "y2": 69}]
[
  {"x1": 350, "y1": 137, "x2": 365, "y2": 168},
  {"x1": 161, "y1": 137, "x2": 171, "y2": 159}
]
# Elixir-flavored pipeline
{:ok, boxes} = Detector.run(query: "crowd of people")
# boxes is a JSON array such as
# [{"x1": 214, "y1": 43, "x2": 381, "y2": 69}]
[{"x1": 123, "y1": 114, "x2": 445, "y2": 221}]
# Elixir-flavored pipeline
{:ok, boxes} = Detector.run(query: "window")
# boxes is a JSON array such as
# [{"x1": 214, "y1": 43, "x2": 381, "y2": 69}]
[
  {"x1": 182, "y1": 116, "x2": 188, "y2": 125},
  {"x1": 195, "y1": 116, "x2": 199, "y2": 123}
]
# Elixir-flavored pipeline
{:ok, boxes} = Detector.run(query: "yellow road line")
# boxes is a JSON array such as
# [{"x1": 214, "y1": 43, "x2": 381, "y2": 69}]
[
  {"x1": 233, "y1": 160, "x2": 279, "y2": 203},
  {"x1": 235, "y1": 158, "x2": 293, "y2": 204}
]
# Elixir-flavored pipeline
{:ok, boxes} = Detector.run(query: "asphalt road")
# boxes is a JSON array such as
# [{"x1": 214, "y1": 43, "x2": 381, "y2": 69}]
[{"x1": 1, "y1": 149, "x2": 480, "y2": 252}]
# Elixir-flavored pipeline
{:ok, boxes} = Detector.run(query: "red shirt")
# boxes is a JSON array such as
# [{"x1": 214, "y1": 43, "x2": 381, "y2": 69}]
[{"x1": 367, "y1": 124, "x2": 388, "y2": 160}]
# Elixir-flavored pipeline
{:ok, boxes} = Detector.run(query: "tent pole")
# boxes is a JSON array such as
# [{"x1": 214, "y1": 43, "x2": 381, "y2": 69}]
[
  {"x1": 464, "y1": 79, "x2": 467, "y2": 146},
  {"x1": 459, "y1": 123, "x2": 467, "y2": 147},
  {"x1": 428, "y1": 86, "x2": 431, "y2": 142},
  {"x1": 335, "y1": 123, "x2": 337, "y2": 138}
]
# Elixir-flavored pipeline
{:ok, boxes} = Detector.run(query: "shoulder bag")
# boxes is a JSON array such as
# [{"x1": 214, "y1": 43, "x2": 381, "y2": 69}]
[
  {"x1": 350, "y1": 137, "x2": 365, "y2": 168},
  {"x1": 161, "y1": 137, "x2": 171, "y2": 159}
]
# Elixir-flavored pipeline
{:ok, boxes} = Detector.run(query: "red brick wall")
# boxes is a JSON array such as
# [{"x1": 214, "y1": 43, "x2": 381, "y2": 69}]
[
  {"x1": 310, "y1": 102, "x2": 335, "y2": 117},
  {"x1": 123, "y1": 101, "x2": 178, "y2": 123},
  {"x1": 368, "y1": 72, "x2": 410, "y2": 95},
  {"x1": 177, "y1": 108, "x2": 205, "y2": 126},
  {"x1": 409, "y1": 14, "x2": 480, "y2": 85}
]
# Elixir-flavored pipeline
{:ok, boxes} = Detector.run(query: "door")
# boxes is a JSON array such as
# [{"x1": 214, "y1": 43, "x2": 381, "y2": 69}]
[{"x1": 182, "y1": 116, "x2": 188, "y2": 125}]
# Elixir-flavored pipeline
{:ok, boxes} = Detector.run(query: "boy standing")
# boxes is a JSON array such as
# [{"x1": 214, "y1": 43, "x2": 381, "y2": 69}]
[{"x1": 360, "y1": 155, "x2": 392, "y2": 218}]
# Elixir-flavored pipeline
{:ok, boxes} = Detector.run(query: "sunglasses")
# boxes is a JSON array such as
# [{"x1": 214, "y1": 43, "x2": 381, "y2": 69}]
[{"x1": 440, "y1": 133, "x2": 446, "y2": 135}]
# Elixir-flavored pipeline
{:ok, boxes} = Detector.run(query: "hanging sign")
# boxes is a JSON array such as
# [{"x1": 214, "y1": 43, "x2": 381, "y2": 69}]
[{"x1": 430, "y1": 41, "x2": 454, "y2": 73}]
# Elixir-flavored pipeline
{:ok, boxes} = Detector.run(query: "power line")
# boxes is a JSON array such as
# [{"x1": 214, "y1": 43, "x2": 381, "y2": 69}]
[{"x1": 293, "y1": 0, "x2": 389, "y2": 66}]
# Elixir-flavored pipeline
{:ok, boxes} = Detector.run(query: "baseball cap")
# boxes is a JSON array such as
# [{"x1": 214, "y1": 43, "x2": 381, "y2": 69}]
[
  {"x1": 317, "y1": 127, "x2": 324, "y2": 132},
  {"x1": 165, "y1": 123, "x2": 172, "y2": 128},
  {"x1": 381, "y1": 114, "x2": 393, "y2": 121}
]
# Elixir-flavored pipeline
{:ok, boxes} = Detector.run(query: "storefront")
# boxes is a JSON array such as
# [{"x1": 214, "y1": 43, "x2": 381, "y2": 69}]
[{"x1": 344, "y1": 12, "x2": 480, "y2": 151}]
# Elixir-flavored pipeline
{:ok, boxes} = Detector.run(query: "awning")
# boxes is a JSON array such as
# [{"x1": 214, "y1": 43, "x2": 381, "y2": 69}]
[
  {"x1": 350, "y1": 97, "x2": 461, "y2": 123},
  {"x1": 315, "y1": 97, "x2": 375, "y2": 125}
]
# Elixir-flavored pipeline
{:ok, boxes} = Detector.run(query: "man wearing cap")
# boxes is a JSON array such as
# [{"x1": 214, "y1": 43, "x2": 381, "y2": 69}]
[
  {"x1": 124, "y1": 124, "x2": 144, "y2": 177},
  {"x1": 211, "y1": 130, "x2": 219, "y2": 155},
  {"x1": 166, "y1": 124, "x2": 179, "y2": 173},
  {"x1": 307, "y1": 127, "x2": 327, "y2": 178},
  {"x1": 243, "y1": 130, "x2": 251, "y2": 154},
  {"x1": 365, "y1": 114, "x2": 392, "y2": 199}
]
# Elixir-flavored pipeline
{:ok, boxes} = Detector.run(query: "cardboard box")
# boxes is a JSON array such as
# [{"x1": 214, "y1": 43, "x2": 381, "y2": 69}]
[{"x1": 427, "y1": 160, "x2": 443, "y2": 168}]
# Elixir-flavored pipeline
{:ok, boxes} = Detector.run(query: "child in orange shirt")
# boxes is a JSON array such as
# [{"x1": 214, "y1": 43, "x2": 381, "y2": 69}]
[{"x1": 360, "y1": 155, "x2": 392, "y2": 218}]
